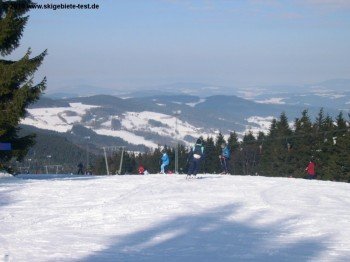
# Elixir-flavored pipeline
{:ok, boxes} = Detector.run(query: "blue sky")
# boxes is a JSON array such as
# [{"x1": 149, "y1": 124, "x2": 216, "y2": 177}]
[{"x1": 10, "y1": 0, "x2": 350, "y2": 92}]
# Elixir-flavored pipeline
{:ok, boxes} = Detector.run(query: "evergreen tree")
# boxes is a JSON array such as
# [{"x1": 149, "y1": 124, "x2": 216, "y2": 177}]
[
  {"x1": 243, "y1": 130, "x2": 255, "y2": 142},
  {"x1": 241, "y1": 131, "x2": 257, "y2": 175},
  {"x1": 291, "y1": 110, "x2": 315, "y2": 177},
  {"x1": 215, "y1": 132, "x2": 226, "y2": 167},
  {"x1": 260, "y1": 113, "x2": 293, "y2": 177},
  {"x1": 336, "y1": 111, "x2": 347, "y2": 130},
  {"x1": 315, "y1": 108, "x2": 326, "y2": 132},
  {"x1": 227, "y1": 132, "x2": 239, "y2": 174},
  {"x1": 203, "y1": 136, "x2": 216, "y2": 173},
  {"x1": 178, "y1": 144, "x2": 188, "y2": 174},
  {"x1": 326, "y1": 112, "x2": 349, "y2": 181},
  {"x1": 227, "y1": 131, "x2": 239, "y2": 151},
  {"x1": 0, "y1": 0, "x2": 47, "y2": 171}
]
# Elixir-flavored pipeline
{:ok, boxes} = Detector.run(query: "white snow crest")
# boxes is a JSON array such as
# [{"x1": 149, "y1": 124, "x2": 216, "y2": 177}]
[
  {"x1": 119, "y1": 111, "x2": 203, "y2": 141},
  {"x1": 21, "y1": 103, "x2": 99, "y2": 133},
  {"x1": 186, "y1": 98, "x2": 206, "y2": 107},
  {"x1": 0, "y1": 171, "x2": 13, "y2": 179},
  {"x1": 256, "y1": 97, "x2": 286, "y2": 105},
  {"x1": 243, "y1": 116, "x2": 275, "y2": 136}
]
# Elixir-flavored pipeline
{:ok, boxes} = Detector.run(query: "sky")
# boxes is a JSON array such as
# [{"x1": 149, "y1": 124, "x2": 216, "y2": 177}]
[{"x1": 9, "y1": 0, "x2": 350, "y2": 93}]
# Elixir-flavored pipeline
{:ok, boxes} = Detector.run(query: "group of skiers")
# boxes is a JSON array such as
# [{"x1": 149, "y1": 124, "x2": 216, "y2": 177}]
[
  {"x1": 156, "y1": 138, "x2": 317, "y2": 179},
  {"x1": 155, "y1": 138, "x2": 231, "y2": 178},
  {"x1": 77, "y1": 138, "x2": 317, "y2": 178}
]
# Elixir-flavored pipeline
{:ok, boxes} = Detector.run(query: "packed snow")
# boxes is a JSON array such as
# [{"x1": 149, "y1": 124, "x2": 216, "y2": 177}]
[
  {"x1": 0, "y1": 172, "x2": 12, "y2": 179},
  {"x1": 185, "y1": 98, "x2": 206, "y2": 107},
  {"x1": 256, "y1": 98, "x2": 286, "y2": 105},
  {"x1": 94, "y1": 129, "x2": 158, "y2": 149},
  {"x1": 100, "y1": 111, "x2": 207, "y2": 146},
  {"x1": 22, "y1": 103, "x2": 99, "y2": 132},
  {"x1": 1, "y1": 174, "x2": 350, "y2": 261},
  {"x1": 242, "y1": 116, "x2": 275, "y2": 136},
  {"x1": 22, "y1": 104, "x2": 210, "y2": 148},
  {"x1": 310, "y1": 88, "x2": 347, "y2": 99}
]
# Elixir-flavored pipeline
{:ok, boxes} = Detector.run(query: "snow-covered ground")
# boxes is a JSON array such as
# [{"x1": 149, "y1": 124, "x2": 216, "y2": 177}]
[
  {"x1": 241, "y1": 116, "x2": 275, "y2": 137},
  {"x1": 22, "y1": 103, "x2": 99, "y2": 133},
  {"x1": 22, "y1": 104, "x2": 209, "y2": 148},
  {"x1": 255, "y1": 97, "x2": 286, "y2": 105},
  {"x1": 1, "y1": 174, "x2": 350, "y2": 261}
]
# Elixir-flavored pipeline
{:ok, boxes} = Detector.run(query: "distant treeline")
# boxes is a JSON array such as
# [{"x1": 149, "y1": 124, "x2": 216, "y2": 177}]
[{"x1": 93, "y1": 109, "x2": 350, "y2": 182}]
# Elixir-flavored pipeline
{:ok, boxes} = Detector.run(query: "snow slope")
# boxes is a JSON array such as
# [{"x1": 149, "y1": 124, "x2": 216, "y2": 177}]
[
  {"x1": 1, "y1": 174, "x2": 350, "y2": 261},
  {"x1": 22, "y1": 103, "x2": 99, "y2": 132},
  {"x1": 22, "y1": 104, "x2": 207, "y2": 148}
]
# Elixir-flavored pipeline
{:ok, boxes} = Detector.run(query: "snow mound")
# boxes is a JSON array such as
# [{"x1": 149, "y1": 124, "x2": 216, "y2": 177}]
[{"x1": 0, "y1": 171, "x2": 13, "y2": 179}]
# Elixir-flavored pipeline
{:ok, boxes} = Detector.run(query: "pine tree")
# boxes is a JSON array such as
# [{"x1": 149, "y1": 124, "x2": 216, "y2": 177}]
[
  {"x1": 260, "y1": 113, "x2": 294, "y2": 177},
  {"x1": 327, "y1": 111, "x2": 350, "y2": 181},
  {"x1": 227, "y1": 132, "x2": 239, "y2": 174},
  {"x1": 336, "y1": 111, "x2": 347, "y2": 130},
  {"x1": 291, "y1": 110, "x2": 315, "y2": 177},
  {"x1": 203, "y1": 136, "x2": 216, "y2": 173},
  {"x1": 0, "y1": 0, "x2": 47, "y2": 171},
  {"x1": 315, "y1": 108, "x2": 326, "y2": 132},
  {"x1": 241, "y1": 131, "x2": 257, "y2": 175}
]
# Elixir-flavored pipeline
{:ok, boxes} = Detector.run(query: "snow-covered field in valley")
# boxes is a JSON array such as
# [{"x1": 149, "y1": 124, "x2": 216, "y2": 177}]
[{"x1": 1, "y1": 174, "x2": 350, "y2": 261}]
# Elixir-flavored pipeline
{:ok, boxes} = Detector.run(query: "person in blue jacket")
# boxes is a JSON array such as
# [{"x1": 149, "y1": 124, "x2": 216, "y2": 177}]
[
  {"x1": 187, "y1": 138, "x2": 205, "y2": 179},
  {"x1": 160, "y1": 150, "x2": 170, "y2": 174},
  {"x1": 219, "y1": 142, "x2": 230, "y2": 174}
]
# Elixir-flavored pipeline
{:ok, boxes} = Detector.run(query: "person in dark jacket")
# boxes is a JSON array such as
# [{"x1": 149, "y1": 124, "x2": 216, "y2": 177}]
[
  {"x1": 219, "y1": 142, "x2": 230, "y2": 174},
  {"x1": 77, "y1": 162, "x2": 84, "y2": 175},
  {"x1": 187, "y1": 138, "x2": 205, "y2": 179}
]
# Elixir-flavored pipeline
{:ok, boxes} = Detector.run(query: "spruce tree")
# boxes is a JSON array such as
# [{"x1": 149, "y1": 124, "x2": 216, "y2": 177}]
[
  {"x1": 0, "y1": 0, "x2": 47, "y2": 171},
  {"x1": 227, "y1": 132, "x2": 239, "y2": 174},
  {"x1": 215, "y1": 132, "x2": 226, "y2": 159},
  {"x1": 260, "y1": 113, "x2": 294, "y2": 177},
  {"x1": 292, "y1": 110, "x2": 314, "y2": 177},
  {"x1": 328, "y1": 112, "x2": 349, "y2": 181},
  {"x1": 203, "y1": 136, "x2": 216, "y2": 173},
  {"x1": 241, "y1": 131, "x2": 259, "y2": 175}
]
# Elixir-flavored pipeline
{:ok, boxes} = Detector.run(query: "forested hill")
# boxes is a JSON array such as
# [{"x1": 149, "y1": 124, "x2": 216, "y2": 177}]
[{"x1": 17, "y1": 125, "x2": 96, "y2": 174}]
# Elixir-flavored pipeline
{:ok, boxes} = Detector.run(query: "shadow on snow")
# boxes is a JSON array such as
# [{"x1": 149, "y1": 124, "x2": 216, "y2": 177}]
[
  {"x1": 15, "y1": 173, "x2": 103, "y2": 181},
  {"x1": 79, "y1": 203, "x2": 331, "y2": 262}
]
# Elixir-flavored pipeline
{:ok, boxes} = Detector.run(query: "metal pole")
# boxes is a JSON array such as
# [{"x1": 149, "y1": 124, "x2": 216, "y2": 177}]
[
  {"x1": 103, "y1": 147, "x2": 110, "y2": 175},
  {"x1": 86, "y1": 143, "x2": 89, "y2": 172},
  {"x1": 175, "y1": 116, "x2": 178, "y2": 174},
  {"x1": 84, "y1": 136, "x2": 90, "y2": 174},
  {"x1": 173, "y1": 110, "x2": 181, "y2": 174},
  {"x1": 118, "y1": 147, "x2": 125, "y2": 175}
]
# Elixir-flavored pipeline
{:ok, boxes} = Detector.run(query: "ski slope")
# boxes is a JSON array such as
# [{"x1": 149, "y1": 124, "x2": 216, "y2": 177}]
[{"x1": 1, "y1": 174, "x2": 350, "y2": 261}]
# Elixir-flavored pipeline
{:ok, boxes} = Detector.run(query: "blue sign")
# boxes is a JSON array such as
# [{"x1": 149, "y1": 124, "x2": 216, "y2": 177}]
[{"x1": 0, "y1": 143, "x2": 12, "y2": 151}]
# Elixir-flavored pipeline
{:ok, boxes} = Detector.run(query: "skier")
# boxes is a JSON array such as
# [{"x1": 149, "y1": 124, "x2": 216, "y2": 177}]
[
  {"x1": 160, "y1": 150, "x2": 169, "y2": 174},
  {"x1": 305, "y1": 159, "x2": 316, "y2": 179},
  {"x1": 77, "y1": 162, "x2": 84, "y2": 175},
  {"x1": 219, "y1": 142, "x2": 230, "y2": 174},
  {"x1": 187, "y1": 138, "x2": 205, "y2": 179},
  {"x1": 138, "y1": 165, "x2": 145, "y2": 175}
]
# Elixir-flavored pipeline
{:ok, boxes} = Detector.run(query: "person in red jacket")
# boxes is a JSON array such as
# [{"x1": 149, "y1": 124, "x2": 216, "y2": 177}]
[
  {"x1": 305, "y1": 160, "x2": 316, "y2": 179},
  {"x1": 138, "y1": 165, "x2": 145, "y2": 175}
]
